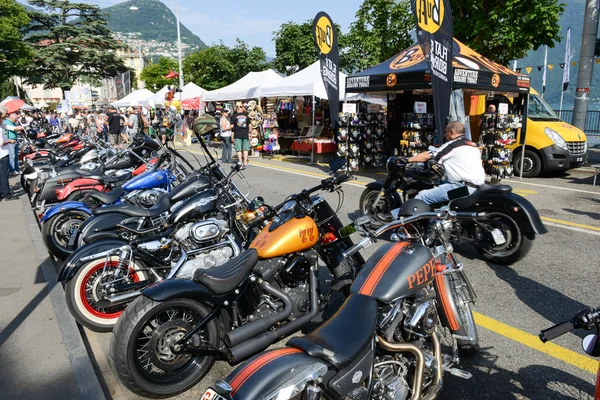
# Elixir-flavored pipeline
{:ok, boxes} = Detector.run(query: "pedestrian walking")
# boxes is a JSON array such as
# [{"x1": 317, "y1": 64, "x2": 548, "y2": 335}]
[
  {"x1": 126, "y1": 107, "x2": 138, "y2": 143},
  {"x1": 219, "y1": 108, "x2": 234, "y2": 164},
  {"x1": 107, "y1": 106, "x2": 122, "y2": 148},
  {"x1": 2, "y1": 112, "x2": 24, "y2": 175},
  {"x1": 232, "y1": 103, "x2": 250, "y2": 168},
  {"x1": 0, "y1": 106, "x2": 17, "y2": 200}
]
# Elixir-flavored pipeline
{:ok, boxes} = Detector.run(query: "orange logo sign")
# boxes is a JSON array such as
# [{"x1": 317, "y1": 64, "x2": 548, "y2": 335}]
[
  {"x1": 299, "y1": 228, "x2": 315, "y2": 243},
  {"x1": 415, "y1": 0, "x2": 445, "y2": 34},
  {"x1": 491, "y1": 73, "x2": 501, "y2": 88},
  {"x1": 386, "y1": 74, "x2": 397, "y2": 88},
  {"x1": 390, "y1": 47, "x2": 425, "y2": 70}
]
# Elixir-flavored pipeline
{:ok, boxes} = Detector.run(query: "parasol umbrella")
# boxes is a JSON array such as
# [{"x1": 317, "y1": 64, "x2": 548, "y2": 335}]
[{"x1": 2, "y1": 98, "x2": 24, "y2": 113}]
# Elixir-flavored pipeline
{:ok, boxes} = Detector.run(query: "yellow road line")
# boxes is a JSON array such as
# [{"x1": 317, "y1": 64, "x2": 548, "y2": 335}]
[
  {"x1": 474, "y1": 312, "x2": 597, "y2": 374},
  {"x1": 541, "y1": 217, "x2": 600, "y2": 232},
  {"x1": 512, "y1": 188, "x2": 538, "y2": 197}
]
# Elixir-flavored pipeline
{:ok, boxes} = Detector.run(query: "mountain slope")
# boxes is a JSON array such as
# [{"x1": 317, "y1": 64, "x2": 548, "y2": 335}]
[
  {"x1": 516, "y1": 0, "x2": 599, "y2": 108},
  {"x1": 103, "y1": 0, "x2": 206, "y2": 49}
]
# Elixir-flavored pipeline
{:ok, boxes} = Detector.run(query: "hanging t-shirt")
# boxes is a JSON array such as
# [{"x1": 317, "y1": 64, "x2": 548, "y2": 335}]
[{"x1": 232, "y1": 112, "x2": 249, "y2": 140}]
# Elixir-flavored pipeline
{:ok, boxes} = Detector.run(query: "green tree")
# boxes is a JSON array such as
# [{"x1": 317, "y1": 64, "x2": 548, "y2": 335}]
[
  {"x1": 24, "y1": 0, "x2": 127, "y2": 98},
  {"x1": 183, "y1": 40, "x2": 269, "y2": 90},
  {"x1": 451, "y1": 0, "x2": 564, "y2": 65},
  {"x1": 0, "y1": 0, "x2": 33, "y2": 77},
  {"x1": 139, "y1": 57, "x2": 178, "y2": 91},
  {"x1": 343, "y1": 0, "x2": 414, "y2": 72}
]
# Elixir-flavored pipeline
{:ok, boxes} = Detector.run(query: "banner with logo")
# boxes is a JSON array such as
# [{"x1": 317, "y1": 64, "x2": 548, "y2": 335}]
[
  {"x1": 312, "y1": 12, "x2": 340, "y2": 128},
  {"x1": 411, "y1": 0, "x2": 454, "y2": 142}
]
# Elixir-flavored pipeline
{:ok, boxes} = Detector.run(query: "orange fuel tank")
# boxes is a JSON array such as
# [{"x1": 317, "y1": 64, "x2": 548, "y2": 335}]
[
  {"x1": 56, "y1": 133, "x2": 73, "y2": 144},
  {"x1": 250, "y1": 216, "x2": 319, "y2": 259}
]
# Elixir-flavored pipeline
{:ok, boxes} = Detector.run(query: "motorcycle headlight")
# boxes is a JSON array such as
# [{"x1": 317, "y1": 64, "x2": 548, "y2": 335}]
[
  {"x1": 544, "y1": 128, "x2": 568, "y2": 151},
  {"x1": 386, "y1": 156, "x2": 397, "y2": 173}
]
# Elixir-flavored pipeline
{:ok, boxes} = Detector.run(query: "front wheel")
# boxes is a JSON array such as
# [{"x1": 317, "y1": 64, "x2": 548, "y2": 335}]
[
  {"x1": 109, "y1": 297, "x2": 218, "y2": 398},
  {"x1": 474, "y1": 212, "x2": 534, "y2": 265},
  {"x1": 359, "y1": 188, "x2": 395, "y2": 229},
  {"x1": 42, "y1": 210, "x2": 90, "y2": 259},
  {"x1": 451, "y1": 272, "x2": 479, "y2": 357},
  {"x1": 65, "y1": 256, "x2": 148, "y2": 332}
]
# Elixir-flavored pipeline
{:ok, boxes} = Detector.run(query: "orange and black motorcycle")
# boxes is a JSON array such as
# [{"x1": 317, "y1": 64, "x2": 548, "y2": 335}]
[{"x1": 108, "y1": 159, "x2": 365, "y2": 398}]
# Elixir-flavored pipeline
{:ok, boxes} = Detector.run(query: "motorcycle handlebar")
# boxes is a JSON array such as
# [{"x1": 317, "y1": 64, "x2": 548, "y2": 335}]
[{"x1": 539, "y1": 320, "x2": 575, "y2": 343}]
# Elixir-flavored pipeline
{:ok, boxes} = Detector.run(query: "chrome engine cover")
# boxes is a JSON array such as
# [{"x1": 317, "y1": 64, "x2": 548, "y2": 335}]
[
  {"x1": 137, "y1": 188, "x2": 167, "y2": 208},
  {"x1": 174, "y1": 219, "x2": 229, "y2": 249},
  {"x1": 176, "y1": 244, "x2": 236, "y2": 278}
]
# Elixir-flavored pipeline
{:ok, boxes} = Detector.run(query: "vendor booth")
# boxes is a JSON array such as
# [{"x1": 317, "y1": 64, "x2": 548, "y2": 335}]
[
  {"x1": 112, "y1": 88, "x2": 154, "y2": 108},
  {"x1": 345, "y1": 38, "x2": 531, "y2": 178}
]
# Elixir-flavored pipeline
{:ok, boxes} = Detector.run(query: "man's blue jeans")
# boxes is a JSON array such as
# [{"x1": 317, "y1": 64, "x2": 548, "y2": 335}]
[
  {"x1": 415, "y1": 182, "x2": 476, "y2": 204},
  {"x1": 8, "y1": 142, "x2": 18, "y2": 173},
  {"x1": 221, "y1": 139, "x2": 233, "y2": 163}
]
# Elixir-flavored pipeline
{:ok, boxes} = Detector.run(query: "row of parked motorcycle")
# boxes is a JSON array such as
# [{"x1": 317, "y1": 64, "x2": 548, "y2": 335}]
[{"x1": 19, "y1": 116, "x2": 599, "y2": 400}]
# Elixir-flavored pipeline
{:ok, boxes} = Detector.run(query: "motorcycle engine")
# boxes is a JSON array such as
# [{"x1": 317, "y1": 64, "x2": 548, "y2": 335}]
[
  {"x1": 175, "y1": 244, "x2": 236, "y2": 278},
  {"x1": 136, "y1": 188, "x2": 167, "y2": 208},
  {"x1": 174, "y1": 219, "x2": 229, "y2": 250},
  {"x1": 378, "y1": 288, "x2": 439, "y2": 342},
  {"x1": 371, "y1": 365, "x2": 410, "y2": 400},
  {"x1": 248, "y1": 283, "x2": 310, "y2": 322}
]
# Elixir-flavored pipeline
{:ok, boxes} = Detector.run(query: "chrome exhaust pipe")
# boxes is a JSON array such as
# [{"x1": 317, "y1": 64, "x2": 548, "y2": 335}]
[{"x1": 95, "y1": 290, "x2": 141, "y2": 308}]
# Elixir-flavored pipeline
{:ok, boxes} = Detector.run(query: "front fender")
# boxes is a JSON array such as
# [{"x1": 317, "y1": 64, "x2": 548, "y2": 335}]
[
  {"x1": 142, "y1": 279, "x2": 216, "y2": 303},
  {"x1": 40, "y1": 201, "x2": 92, "y2": 224},
  {"x1": 223, "y1": 348, "x2": 327, "y2": 399},
  {"x1": 476, "y1": 192, "x2": 547, "y2": 235},
  {"x1": 365, "y1": 181, "x2": 402, "y2": 209},
  {"x1": 57, "y1": 238, "x2": 128, "y2": 282}
]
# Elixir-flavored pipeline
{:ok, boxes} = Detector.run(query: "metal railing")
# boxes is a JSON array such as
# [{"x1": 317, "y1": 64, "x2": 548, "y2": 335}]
[{"x1": 553, "y1": 110, "x2": 600, "y2": 136}]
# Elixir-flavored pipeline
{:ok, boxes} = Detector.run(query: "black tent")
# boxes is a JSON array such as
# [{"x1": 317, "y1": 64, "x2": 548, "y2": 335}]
[{"x1": 346, "y1": 38, "x2": 531, "y2": 94}]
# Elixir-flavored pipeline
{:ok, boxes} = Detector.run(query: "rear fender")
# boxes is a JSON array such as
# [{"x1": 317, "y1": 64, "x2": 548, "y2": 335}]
[
  {"x1": 365, "y1": 181, "x2": 402, "y2": 209},
  {"x1": 476, "y1": 192, "x2": 547, "y2": 235},
  {"x1": 223, "y1": 348, "x2": 328, "y2": 400},
  {"x1": 57, "y1": 238, "x2": 128, "y2": 282},
  {"x1": 142, "y1": 279, "x2": 219, "y2": 303},
  {"x1": 79, "y1": 212, "x2": 131, "y2": 245},
  {"x1": 40, "y1": 201, "x2": 91, "y2": 224},
  {"x1": 56, "y1": 178, "x2": 105, "y2": 200}
]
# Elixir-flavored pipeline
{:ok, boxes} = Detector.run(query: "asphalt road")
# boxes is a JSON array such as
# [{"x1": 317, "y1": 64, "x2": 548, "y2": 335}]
[{"x1": 67, "y1": 151, "x2": 600, "y2": 400}]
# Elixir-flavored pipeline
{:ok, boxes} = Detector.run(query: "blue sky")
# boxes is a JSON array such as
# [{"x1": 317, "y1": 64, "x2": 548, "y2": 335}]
[{"x1": 25, "y1": 0, "x2": 365, "y2": 56}]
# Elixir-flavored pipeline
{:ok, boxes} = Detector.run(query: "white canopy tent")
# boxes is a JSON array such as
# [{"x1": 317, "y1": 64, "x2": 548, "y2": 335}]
[
  {"x1": 181, "y1": 82, "x2": 205, "y2": 100},
  {"x1": 202, "y1": 69, "x2": 283, "y2": 102},
  {"x1": 112, "y1": 89, "x2": 154, "y2": 108},
  {"x1": 144, "y1": 86, "x2": 170, "y2": 107}
]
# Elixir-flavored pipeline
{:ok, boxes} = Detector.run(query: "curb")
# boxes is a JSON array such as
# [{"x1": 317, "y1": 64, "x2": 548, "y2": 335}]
[{"x1": 20, "y1": 195, "x2": 107, "y2": 400}]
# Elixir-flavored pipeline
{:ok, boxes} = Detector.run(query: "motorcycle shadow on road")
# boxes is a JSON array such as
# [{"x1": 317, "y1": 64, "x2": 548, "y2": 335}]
[{"x1": 441, "y1": 347, "x2": 595, "y2": 399}]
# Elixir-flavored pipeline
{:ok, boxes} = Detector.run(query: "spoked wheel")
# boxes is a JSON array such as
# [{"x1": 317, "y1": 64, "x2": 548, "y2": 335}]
[
  {"x1": 474, "y1": 211, "x2": 534, "y2": 265},
  {"x1": 42, "y1": 210, "x2": 90, "y2": 259},
  {"x1": 110, "y1": 297, "x2": 218, "y2": 398},
  {"x1": 359, "y1": 189, "x2": 395, "y2": 229},
  {"x1": 65, "y1": 258, "x2": 147, "y2": 332}
]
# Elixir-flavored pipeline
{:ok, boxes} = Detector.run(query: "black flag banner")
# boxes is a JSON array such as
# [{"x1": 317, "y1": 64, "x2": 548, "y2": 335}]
[
  {"x1": 411, "y1": 0, "x2": 454, "y2": 143},
  {"x1": 312, "y1": 12, "x2": 340, "y2": 129}
]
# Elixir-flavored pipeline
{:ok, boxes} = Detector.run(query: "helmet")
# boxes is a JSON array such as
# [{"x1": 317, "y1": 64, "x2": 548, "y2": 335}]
[
  {"x1": 80, "y1": 149, "x2": 99, "y2": 164},
  {"x1": 193, "y1": 115, "x2": 219, "y2": 136},
  {"x1": 398, "y1": 199, "x2": 432, "y2": 217},
  {"x1": 35, "y1": 138, "x2": 45, "y2": 148},
  {"x1": 26, "y1": 129, "x2": 37, "y2": 140}
]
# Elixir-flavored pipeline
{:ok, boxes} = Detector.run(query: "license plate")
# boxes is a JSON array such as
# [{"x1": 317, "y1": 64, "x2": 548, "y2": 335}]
[
  {"x1": 491, "y1": 229, "x2": 507, "y2": 245},
  {"x1": 202, "y1": 389, "x2": 227, "y2": 400},
  {"x1": 576, "y1": 157, "x2": 583, "y2": 162}
]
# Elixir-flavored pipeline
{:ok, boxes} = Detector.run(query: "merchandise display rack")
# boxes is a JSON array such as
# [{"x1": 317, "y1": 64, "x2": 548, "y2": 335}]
[{"x1": 479, "y1": 113, "x2": 522, "y2": 181}]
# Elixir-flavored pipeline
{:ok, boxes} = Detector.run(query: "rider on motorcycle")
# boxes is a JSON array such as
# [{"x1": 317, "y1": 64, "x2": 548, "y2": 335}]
[{"x1": 407, "y1": 121, "x2": 485, "y2": 204}]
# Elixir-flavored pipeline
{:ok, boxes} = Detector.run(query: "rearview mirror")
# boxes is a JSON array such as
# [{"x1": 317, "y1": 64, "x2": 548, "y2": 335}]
[
  {"x1": 447, "y1": 186, "x2": 470, "y2": 201},
  {"x1": 248, "y1": 196, "x2": 264, "y2": 212},
  {"x1": 582, "y1": 334, "x2": 600, "y2": 357},
  {"x1": 329, "y1": 158, "x2": 346, "y2": 173}
]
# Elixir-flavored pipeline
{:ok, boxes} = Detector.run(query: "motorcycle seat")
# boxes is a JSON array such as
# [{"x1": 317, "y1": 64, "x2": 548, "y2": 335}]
[
  {"x1": 287, "y1": 294, "x2": 378, "y2": 369},
  {"x1": 193, "y1": 249, "x2": 259, "y2": 294},
  {"x1": 452, "y1": 183, "x2": 512, "y2": 209},
  {"x1": 86, "y1": 187, "x2": 124, "y2": 205},
  {"x1": 93, "y1": 193, "x2": 170, "y2": 217}
]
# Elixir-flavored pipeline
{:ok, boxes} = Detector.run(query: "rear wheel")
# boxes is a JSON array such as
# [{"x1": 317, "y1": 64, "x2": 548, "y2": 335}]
[
  {"x1": 109, "y1": 297, "x2": 218, "y2": 398},
  {"x1": 42, "y1": 210, "x2": 90, "y2": 259},
  {"x1": 65, "y1": 257, "x2": 148, "y2": 332},
  {"x1": 359, "y1": 188, "x2": 395, "y2": 229},
  {"x1": 474, "y1": 211, "x2": 534, "y2": 265}
]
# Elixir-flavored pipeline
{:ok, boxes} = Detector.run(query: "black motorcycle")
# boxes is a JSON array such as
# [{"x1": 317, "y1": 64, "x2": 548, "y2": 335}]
[
  {"x1": 203, "y1": 195, "x2": 482, "y2": 400},
  {"x1": 360, "y1": 157, "x2": 547, "y2": 264},
  {"x1": 108, "y1": 160, "x2": 365, "y2": 398}
]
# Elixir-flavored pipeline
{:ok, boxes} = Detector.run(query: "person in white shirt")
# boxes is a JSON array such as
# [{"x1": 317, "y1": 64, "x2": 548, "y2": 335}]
[
  {"x1": 407, "y1": 121, "x2": 485, "y2": 204},
  {"x1": 0, "y1": 106, "x2": 16, "y2": 200}
]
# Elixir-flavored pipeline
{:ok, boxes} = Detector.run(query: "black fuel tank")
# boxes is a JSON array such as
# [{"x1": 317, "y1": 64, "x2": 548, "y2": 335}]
[
  {"x1": 350, "y1": 242, "x2": 434, "y2": 303},
  {"x1": 169, "y1": 174, "x2": 211, "y2": 204},
  {"x1": 169, "y1": 188, "x2": 217, "y2": 223}
]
